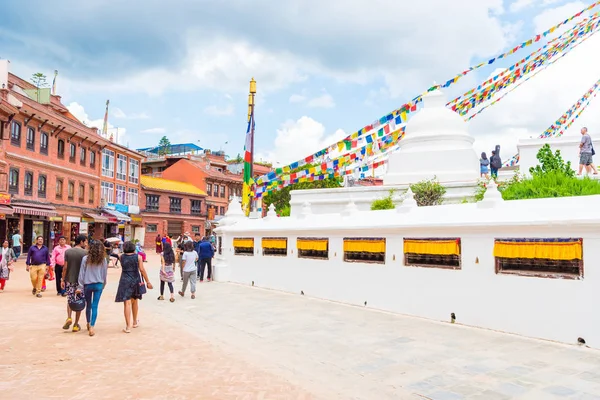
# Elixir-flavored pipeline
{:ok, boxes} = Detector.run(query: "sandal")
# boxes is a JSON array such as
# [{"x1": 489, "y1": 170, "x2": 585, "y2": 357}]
[
  {"x1": 169, "y1": 297, "x2": 175, "y2": 303},
  {"x1": 157, "y1": 295, "x2": 164, "y2": 300},
  {"x1": 178, "y1": 291, "x2": 184, "y2": 297},
  {"x1": 191, "y1": 294, "x2": 196, "y2": 299},
  {"x1": 133, "y1": 320, "x2": 139, "y2": 328},
  {"x1": 89, "y1": 327, "x2": 95, "y2": 337},
  {"x1": 122, "y1": 328, "x2": 131, "y2": 334},
  {"x1": 62, "y1": 318, "x2": 73, "y2": 330},
  {"x1": 72, "y1": 324, "x2": 81, "y2": 333}
]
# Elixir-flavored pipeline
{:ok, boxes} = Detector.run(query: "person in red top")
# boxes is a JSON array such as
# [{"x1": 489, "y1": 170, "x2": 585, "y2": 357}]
[{"x1": 51, "y1": 236, "x2": 71, "y2": 296}]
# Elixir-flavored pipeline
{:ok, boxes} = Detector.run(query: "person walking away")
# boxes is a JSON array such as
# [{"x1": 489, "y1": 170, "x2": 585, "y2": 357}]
[
  {"x1": 178, "y1": 241, "x2": 198, "y2": 299},
  {"x1": 76, "y1": 241, "x2": 108, "y2": 337},
  {"x1": 490, "y1": 145, "x2": 502, "y2": 179},
  {"x1": 0, "y1": 240, "x2": 16, "y2": 292},
  {"x1": 158, "y1": 242, "x2": 176, "y2": 302},
  {"x1": 578, "y1": 127, "x2": 598, "y2": 175},
  {"x1": 194, "y1": 233, "x2": 202, "y2": 279},
  {"x1": 11, "y1": 231, "x2": 22, "y2": 259},
  {"x1": 155, "y1": 234, "x2": 162, "y2": 254},
  {"x1": 26, "y1": 236, "x2": 51, "y2": 298},
  {"x1": 51, "y1": 236, "x2": 70, "y2": 297},
  {"x1": 198, "y1": 236, "x2": 215, "y2": 282},
  {"x1": 61, "y1": 235, "x2": 88, "y2": 332},
  {"x1": 115, "y1": 241, "x2": 153, "y2": 333},
  {"x1": 480, "y1": 152, "x2": 490, "y2": 179}
]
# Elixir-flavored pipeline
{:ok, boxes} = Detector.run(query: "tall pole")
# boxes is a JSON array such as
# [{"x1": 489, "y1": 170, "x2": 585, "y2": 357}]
[{"x1": 248, "y1": 78, "x2": 256, "y2": 213}]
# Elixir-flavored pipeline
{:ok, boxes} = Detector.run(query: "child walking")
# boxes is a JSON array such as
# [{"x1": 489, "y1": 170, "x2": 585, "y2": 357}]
[
  {"x1": 178, "y1": 241, "x2": 198, "y2": 299},
  {"x1": 158, "y1": 242, "x2": 176, "y2": 302}
]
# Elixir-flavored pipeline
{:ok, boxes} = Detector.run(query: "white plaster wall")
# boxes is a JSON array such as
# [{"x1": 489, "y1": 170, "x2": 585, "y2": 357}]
[
  {"x1": 216, "y1": 195, "x2": 600, "y2": 348},
  {"x1": 518, "y1": 134, "x2": 600, "y2": 178}
]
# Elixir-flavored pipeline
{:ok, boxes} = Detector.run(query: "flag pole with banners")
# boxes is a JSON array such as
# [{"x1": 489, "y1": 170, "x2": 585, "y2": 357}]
[
  {"x1": 102, "y1": 100, "x2": 110, "y2": 139},
  {"x1": 242, "y1": 78, "x2": 256, "y2": 216},
  {"x1": 51, "y1": 70, "x2": 58, "y2": 96}
]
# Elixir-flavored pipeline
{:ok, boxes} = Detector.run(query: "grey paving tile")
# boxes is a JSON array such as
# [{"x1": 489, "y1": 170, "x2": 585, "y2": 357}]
[
  {"x1": 543, "y1": 385, "x2": 578, "y2": 396},
  {"x1": 428, "y1": 391, "x2": 465, "y2": 400}
]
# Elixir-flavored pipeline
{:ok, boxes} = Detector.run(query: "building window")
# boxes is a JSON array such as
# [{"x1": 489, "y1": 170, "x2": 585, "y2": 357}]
[
  {"x1": 26, "y1": 127, "x2": 35, "y2": 151},
  {"x1": 55, "y1": 178, "x2": 63, "y2": 200},
  {"x1": 80, "y1": 147, "x2": 86, "y2": 166},
  {"x1": 213, "y1": 185, "x2": 219, "y2": 197},
  {"x1": 8, "y1": 168, "x2": 19, "y2": 194},
  {"x1": 101, "y1": 181, "x2": 113, "y2": 203},
  {"x1": 191, "y1": 200, "x2": 202, "y2": 215},
  {"x1": 89, "y1": 185, "x2": 95, "y2": 204},
  {"x1": 494, "y1": 238, "x2": 583, "y2": 279},
  {"x1": 220, "y1": 185, "x2": 226, "y2": 198},
  {"x1": 90, "y1": 151, "x2": 96, "y2": 168},
  {"x1": 24, "y1": 171, "x2": 33, "y2": 196},
  {"x1": 102, "y1": 149, "x2": 115, "y2": 178},
  {"x1": 128, "y1": 188, "x2": 139, "y2": 206},
  {"x1": 403, "y1": 238, "x2": 461, "y2": 269},
  {"x1": 129, "y1": 159, "x2": 139, "y2": 184},
  {"x1": 169, "y1": 197, "x2": 182, "y2": 213},
  {"x1": 117, "y1": 154, "x2": 127, "y2": 181},
  {"x1": 40, "y1": 132, "x2": 48, "y2": 155},
  {"x1": 38, "y1": 175, "x2": 46, "y2": 198},
  {"x1": 68, "y1": 181, "x2": 75, "y2": 200},
  {"x1": 233, "y1": 238, "x2": 254, "y2": 256},
  {"x1": 191, "y1": 226, "x2": 200, "y2": 233},
  {"x1": 219, "y1": 206, "x2": 225, "y2": 215},
  {"x1": 343, "y1": 238, "x2": 385, "y2": 264},
  {"x1": 297, "y1": 238, "x2": 329, "y2": 260},
  {"x1": 10, "y1": 121, "x2": 21, "y2": 146},
  {"x1": 145, "y1": 194, "x2": 159, "y2": 212},
  {"x1": 78, "y1": 183, "x2": 85, "y2": 203},
  {"x1": 69, "y1": 143, "x2": 76, "y2": 162},
  {"x1": 57, "y1": 139, "x2": 65, "y2": 159},
  {"x1": 262, "y1": 237, "x2": 287, "y2": 256},
  {"x1": 116, "y1": 184, "x2": 126, "y2": 204},
  {"x1": 207, "y1": 183, "x2": 212, "y2": 196},
  {"x1": 146, "y1": 224, "x2": 158, "y2": 233}
]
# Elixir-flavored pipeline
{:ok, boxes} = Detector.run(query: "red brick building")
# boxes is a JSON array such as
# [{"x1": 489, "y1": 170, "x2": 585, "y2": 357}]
[
  {"x1": 140, "y1": 175, "x2": 207, "y2": 247},
  {"x1": 0, "y1": 61, "x2": 143, "y2": 250}
]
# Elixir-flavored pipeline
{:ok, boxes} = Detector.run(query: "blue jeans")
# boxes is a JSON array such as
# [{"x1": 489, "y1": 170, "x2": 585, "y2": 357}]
[{"x1": 84, "y1": 283, "x2": 104, "y2": 327}]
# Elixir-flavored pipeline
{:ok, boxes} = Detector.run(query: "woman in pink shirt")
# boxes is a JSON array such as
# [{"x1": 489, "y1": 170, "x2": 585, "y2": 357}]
[{"x1": 51, "y1": 236, "x2": 71, "y2": 296}]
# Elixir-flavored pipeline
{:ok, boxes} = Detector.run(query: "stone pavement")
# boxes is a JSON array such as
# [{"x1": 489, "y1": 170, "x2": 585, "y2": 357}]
[{"x1": 2, "y1": 253, "x2": 600, "y2": 399}]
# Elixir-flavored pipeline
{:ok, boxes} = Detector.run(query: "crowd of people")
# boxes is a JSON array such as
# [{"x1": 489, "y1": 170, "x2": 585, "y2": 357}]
[{"x1": 1, "y1": 231, "x2": 216, "y2": 336}]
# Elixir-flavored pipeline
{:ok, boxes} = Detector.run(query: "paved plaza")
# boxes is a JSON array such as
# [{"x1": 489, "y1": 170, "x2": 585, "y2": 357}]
[{"x1": 2, "y1": 253, "x2": 600, "y2": 399}]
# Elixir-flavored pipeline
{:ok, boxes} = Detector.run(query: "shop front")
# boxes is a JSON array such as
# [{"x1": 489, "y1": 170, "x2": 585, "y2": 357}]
[
  {"x1": 65, "y1": 215, "x2": 82, "y2": 246},
  {"x1": 49, "y1": 216, "x2": 63, "y2": 248},
  {"x1": 103, "y1": 206, "x2": 131, "y2": 239},
  {"x1": 10, "y1": 202, "x2": 57, "y2": 253},
  {"x1": 82, "y1": 212, "x2": 111, "y2": 242}
]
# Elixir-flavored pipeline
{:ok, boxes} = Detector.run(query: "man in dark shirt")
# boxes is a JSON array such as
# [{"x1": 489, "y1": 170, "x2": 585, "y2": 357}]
[
  {"x1": 26, "y1": 235, "x2": 51, "y2": 298},
  {"x1": 61, "y1": 235, "x2": 88, "y2": 332},
  {"x1": 198, "y1": 236, "x2": 215, "y2": 282}
]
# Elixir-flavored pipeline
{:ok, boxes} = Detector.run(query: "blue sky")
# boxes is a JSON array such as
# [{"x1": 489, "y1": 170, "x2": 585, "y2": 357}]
[{"x1": 2, "y1": 0, "x2": 600, "y2": 165}]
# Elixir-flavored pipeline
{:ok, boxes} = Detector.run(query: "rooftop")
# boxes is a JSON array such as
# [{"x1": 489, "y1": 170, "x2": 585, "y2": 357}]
[
  {"x1": 137, "y1": 143, "x2": 203, "y2": 155},
  {"x1": 141, "y1": 175, "x2": 207, "y2": 196}
]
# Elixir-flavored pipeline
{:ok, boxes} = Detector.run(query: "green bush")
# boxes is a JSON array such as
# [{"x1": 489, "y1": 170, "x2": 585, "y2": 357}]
[
  {"x1": 371, "y1": 190, "x2": 396, "y2": 210},
  {"x1": 529, "y1": 143, "x2": 575, "y2": 178},
  {"x1": 410, "y1": 177, "x2": 446, "y2": 206},
  {"x1": 278, "y1": 205, "x2": 291, "y2": 217},
  {"x1": 501, "y1": 171, "x2": 600, "y2": 200}
]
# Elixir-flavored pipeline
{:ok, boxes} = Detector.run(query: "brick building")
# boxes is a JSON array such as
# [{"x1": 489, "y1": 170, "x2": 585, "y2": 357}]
[
  {"x1": 140, "y1": 175, "x2": 207, "y2": 248},
  {"x1": 0, "y1": 61, "x2": 143, "y2": 250}
]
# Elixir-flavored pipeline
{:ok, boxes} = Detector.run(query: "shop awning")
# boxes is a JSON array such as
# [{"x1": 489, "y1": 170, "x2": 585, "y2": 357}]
[
  {"x1": 83, "y1": 212, "x2": 110, "y2": 223},
  {"x1": 11, "y1": 202, "x2": 57, "y2": 217},
  {"x1": 102, "y1": 208, "x2": 131, "y2": 222},
  {"x1": 0, "y1": 205, "x2": 14, "y2": 216}
]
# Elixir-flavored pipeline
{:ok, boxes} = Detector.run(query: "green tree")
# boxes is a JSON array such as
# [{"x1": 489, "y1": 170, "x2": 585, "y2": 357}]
[
  {"x1": 529, "y1": 144, "x2": 574, "y2": 178},
  {"x1": 157, "y1": 136, "x2": 171, "y2": 156},
  {"x1": 263, "y1": 164, "x2": 342, "y2": 214},
  {"x1": 30, "y1": 72, "x2": 48, "y2": 103},
  {"x1": 410, "y1": 177, "x2": 446, "y2": 206}
]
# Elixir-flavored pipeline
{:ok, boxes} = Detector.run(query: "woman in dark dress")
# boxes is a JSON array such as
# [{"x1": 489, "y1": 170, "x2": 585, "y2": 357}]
[{"x1": 115, "y1": 241, "x2": 153, "y2": 333}]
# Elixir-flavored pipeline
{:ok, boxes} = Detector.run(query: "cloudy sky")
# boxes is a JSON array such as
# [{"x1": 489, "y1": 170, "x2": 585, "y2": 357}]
[{"x1": 2, "y1": 0, "x2": 600, "y2": 165}]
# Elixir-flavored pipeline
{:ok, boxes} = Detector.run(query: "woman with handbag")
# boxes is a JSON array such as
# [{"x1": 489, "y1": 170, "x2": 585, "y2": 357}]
[
  {"x1": 157, "y1": 242, "x2": 176, "y2": 302},
  {"x1": 115, "y1": 241, "x2": 153, "y2": 333},
  {"x1": 76, "y1": 241, "x2": 108, "y2": 337},
  {"x1": 0, "y1": 240, "x2": 17, "y2": 292}
]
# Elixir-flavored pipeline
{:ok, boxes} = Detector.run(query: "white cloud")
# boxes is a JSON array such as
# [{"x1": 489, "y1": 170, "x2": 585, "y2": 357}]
[
  {"x1": 510, "y1": 0, "x2": 536, "y2": 12},
  {"x1": 307, "y1": 93, "x2": 335, "y2": 108},
  {"x1": 203, "y1": 104, "x2": 234, "y2": 116},
  {"x1": 66, "y1": 101, "x2": 128, "y2": 146},
  {"x1": 289, "y1": 94, "x2": 307, "y2": 103},
  {"x1": 140, "y1": 127, "x2": 166, "y2": 134},
  {"x1": 112, "y1": 107, "x2": 150, "y2": 120},
  {"x1": 257, "y1": 116, "x2": 346, "y2": 164}
]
